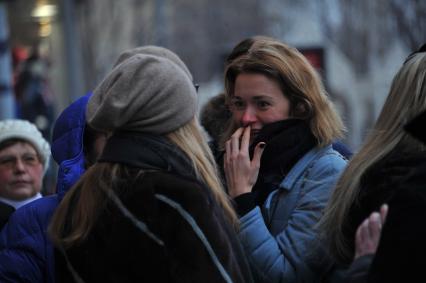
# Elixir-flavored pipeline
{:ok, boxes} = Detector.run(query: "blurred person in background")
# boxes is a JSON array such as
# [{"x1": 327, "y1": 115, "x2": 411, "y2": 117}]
[
  {"x1": 0, "y1": 93, "x2": 106, "y2": 283},
  {"x1": 319, "y1": 44, "x2": 426, "y2": 283},
  {"x1": 0, "y1": 119, "x2": 50, "y2": 230},
  {"x1": 14, "y1": 45, "x2": 55, "y2": 140},
  {"x1": 200, "y1": 92, "x2": 232, "y2": 164}
]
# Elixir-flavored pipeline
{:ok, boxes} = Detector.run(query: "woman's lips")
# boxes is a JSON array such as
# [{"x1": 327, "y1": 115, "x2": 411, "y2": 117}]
[{"x1": 11, "y1": 180, "x2": 31, "y2": 185}]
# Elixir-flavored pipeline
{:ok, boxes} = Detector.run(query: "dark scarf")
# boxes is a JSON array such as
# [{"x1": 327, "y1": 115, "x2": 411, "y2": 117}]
[
  {"x1": 99, "y1": 132, "x2": 198, "y2": 183},
  {"x1": 249, "y1": 119, "x2": 317, "y2": 205},
  {"x1": 0, "y1": 202, "x2": 15, "y2": 230}
]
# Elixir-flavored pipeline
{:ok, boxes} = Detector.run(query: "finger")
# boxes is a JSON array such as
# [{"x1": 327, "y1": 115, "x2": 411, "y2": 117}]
[
  {"x1": 355, "y1": 218, "x2": 370, "y2": 258},
  {"x1": 225, "y1": 140, "x2": 231, "y2": 164},
  {"x1": 252, "y1": 142, "x2": 266, "y2": 167},
  {"x1": 231, "y1": 128, "x2": 244, "y2": 154},
  {"x1": 355, "y1": 221, "x2": 364, "y2": 245},
  {"x1": 380, "y1": 204, "x2": 389, "y2": 224},
  {"x1": 360, "y1": 218, "x2": 370, "y2": 242},
  {"x1": 230, "y1": 127, "x2": 244, "y2": 140},
  {"x1": 368, "y1": 212, "x2": 382, "y2": 241},
  {"x1": 223, "y1": 155, "x2": 229, "y2": 184},
  {"x1": 240, "y1": 126, "x2": 251, "y2": 153}
]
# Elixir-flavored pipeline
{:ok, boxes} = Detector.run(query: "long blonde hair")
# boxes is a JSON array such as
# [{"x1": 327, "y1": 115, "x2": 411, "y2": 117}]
[
  {"x1": 166, "y1": 117, "x2": 238, "y2": 224},
  {"x1": 49, "y1": 117, "x2": 237, "y2": 249},
  {"x1": 319, "y1": 52, "x2": 426, "y2": 263},
  {"x1": 222, "y1": 37, "x2": 344, "y2": 147}
]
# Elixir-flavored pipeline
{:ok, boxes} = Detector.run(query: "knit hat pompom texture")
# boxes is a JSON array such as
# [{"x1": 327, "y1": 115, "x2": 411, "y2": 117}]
[
  {"x1": 87, "y1": 47, "x2": 197, "y2": 135},
  {"x1": 0, "y1": 119, "x2": 50, "y2": 171}
]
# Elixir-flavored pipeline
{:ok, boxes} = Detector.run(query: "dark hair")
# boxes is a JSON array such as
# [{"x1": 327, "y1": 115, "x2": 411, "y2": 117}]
[
  {"x1": 200, "y1": 93, "x2": 232, "y2": 142},
  {"x1": 226, "y1": 38, "x2": 256, "y2": 64}
]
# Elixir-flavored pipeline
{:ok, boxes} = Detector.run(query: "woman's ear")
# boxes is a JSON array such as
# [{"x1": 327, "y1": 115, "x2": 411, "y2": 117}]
[
  {"x1": 292, "y1": 100, "x2": 313, "y2": 119},
  {"x1": 294, "y1": 103, "x2": 306, "y2": 115},
  {"x1": 291, "y1": 102, "x2": 306, "y2": 117}
]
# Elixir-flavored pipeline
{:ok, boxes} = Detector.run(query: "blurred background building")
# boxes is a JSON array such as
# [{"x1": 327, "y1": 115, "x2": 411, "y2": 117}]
[{"x1": 2, "y1": 0, "x2": 426, "y2": 151}]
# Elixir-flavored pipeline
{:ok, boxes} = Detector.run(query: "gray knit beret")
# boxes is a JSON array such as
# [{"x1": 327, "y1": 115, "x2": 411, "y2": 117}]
[
  {"x1": 113, "y1": 45, "x2": 193, "y2": 81},
  {"x1": 0, "y1": 119, "x2": 50, "y2": 173},
  {"x1": 86, "y1": 47, "x2": 197, "y2": 135}
]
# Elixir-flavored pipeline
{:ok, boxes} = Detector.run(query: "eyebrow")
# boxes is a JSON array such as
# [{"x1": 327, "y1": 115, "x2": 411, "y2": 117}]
[
  {"x1": 252, "y1": 95, "x2": 273, "y2": 100},
  {"x1": 232, "y1": 95, "x2": 274, "y2": 101},
  {"x1": 0, "y1": 149, "x2": 38, "y2": 157},
  {"x1": 0, "y1": 153, "x2": 38, "y2": 158}
]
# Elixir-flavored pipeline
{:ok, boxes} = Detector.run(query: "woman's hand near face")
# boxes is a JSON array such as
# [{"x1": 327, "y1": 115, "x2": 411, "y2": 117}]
[{"x1": 224, "y1": 126, "x2": 266, "y2": 198}]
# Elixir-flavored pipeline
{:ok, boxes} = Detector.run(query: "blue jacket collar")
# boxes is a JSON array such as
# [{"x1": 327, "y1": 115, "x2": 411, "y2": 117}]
[{"x1": 279, "y1": 145, "x2": 333, "y2": 191}]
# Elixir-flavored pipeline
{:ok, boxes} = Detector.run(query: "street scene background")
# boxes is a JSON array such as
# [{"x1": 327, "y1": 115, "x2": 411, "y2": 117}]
[{"x1": 1, "y1": 0, "x2": 425, "y2": 150}]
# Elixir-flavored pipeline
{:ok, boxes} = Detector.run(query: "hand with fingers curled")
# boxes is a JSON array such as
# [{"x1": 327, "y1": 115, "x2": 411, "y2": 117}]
[
  {"x1": 354, "y1": 204, "x2": 389, "y2": 260},
  {"x1": 224, "y1": 126, "x2": 266, "y2": 198}
]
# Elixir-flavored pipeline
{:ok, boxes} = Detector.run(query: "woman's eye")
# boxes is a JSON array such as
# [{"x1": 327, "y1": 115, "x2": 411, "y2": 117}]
[
  {"x1": 232, "y1": 100, "x2": 245, "y2": 109},
  {"x1": 257, "y1": 101, "x2": 270, "y2": 109},
  {"x1": 0, "y1": 158, "x2": 14, "y2": 166},
  {"x1": 23, "y1": 155, "x2": 39, "y2": 165}
]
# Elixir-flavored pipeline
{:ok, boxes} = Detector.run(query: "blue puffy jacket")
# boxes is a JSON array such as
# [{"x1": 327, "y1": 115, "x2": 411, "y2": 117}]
[
  {"x1": 0, "y1": 94, "x2": 91, "y2": 283},
  {"x1": 238, "y1": 145, "x2": 347, "y2": 283}
]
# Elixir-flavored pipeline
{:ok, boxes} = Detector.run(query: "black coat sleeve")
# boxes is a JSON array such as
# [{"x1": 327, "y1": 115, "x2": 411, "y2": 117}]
[{"x1": 367, "y1": 185, "x2": 426, "y2": 283}]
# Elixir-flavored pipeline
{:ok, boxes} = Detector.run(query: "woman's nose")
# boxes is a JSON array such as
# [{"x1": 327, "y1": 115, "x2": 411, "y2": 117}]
[
  {"x1": 13, "y1": 159, "x2": 27, "y2": 173},
  {"x1": 241, "y1": 108, "x2": 257, "y2": 127}
]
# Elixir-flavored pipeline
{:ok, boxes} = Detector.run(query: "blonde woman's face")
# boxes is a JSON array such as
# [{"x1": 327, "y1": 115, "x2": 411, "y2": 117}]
[{"x1": 229, "y1": 73, "x2": 290, "y2": 140}]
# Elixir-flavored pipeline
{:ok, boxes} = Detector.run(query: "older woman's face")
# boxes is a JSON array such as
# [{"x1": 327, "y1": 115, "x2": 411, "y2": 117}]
[
  {"x1": 230, "y1": 73, "x2": 290, "y2": 140},
  {"x1": 0, "y1": 141, "x2": 43, "y2": 201}
]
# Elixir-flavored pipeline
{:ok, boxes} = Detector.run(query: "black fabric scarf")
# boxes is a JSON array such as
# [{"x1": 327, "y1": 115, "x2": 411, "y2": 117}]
[
  {"x1": 99, "y1": 132, "x2": 198, "y2": 183},
  {"x1": 249, "y1": 119, "x2": 317, "y2": 205}
]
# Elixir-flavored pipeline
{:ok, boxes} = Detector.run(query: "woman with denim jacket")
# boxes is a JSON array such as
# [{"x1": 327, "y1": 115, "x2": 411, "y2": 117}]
[{"x1": 222, "y1": 36, "x2": 347, "y2": 283}]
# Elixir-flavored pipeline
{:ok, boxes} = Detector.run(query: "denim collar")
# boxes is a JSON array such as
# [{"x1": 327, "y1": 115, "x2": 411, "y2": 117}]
[{"x1": 279, "y1": 145, "x2": 333, "y2": 191}]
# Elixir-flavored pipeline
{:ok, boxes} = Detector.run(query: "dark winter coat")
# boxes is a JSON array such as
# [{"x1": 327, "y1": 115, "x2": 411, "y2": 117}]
[
  {"x1": 0, "y1": 202, "x2": 14, "y2": 230},
  {"x1": 366, "y1": 152, "x2": 426, "y2": 282},
  {"x1": 56, "y1": 171, "x2": 253, "y2": 283},
  {"x1": 56, "y1": 133, "x2": 254, "y2": 283},
  {"x1": 324, "y1": 149, "x2": 426, "y2": 283},
  {"x1": 365, "y1": 110, "x2": 426, "y2": 282},
  {"x1": 342, "y1": 149, "x2": 426, "y2": 263}
]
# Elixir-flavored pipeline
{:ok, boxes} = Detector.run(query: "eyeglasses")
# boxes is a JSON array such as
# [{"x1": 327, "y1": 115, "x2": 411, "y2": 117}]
[{"x1": 0, "y1": 154, "x2": 41, "y2": 170}]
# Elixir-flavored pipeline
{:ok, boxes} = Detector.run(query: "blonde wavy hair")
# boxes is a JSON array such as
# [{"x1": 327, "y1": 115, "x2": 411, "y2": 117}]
[
  {"x1": 221, "y1": 36, "x2": 344, "y2": 147},
  {"x1": 49, "y1": 117, "x2": 237, "y2": 248},
  {"x1": 319, "y1": 52, "x2": 426, "y2": 263}
]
